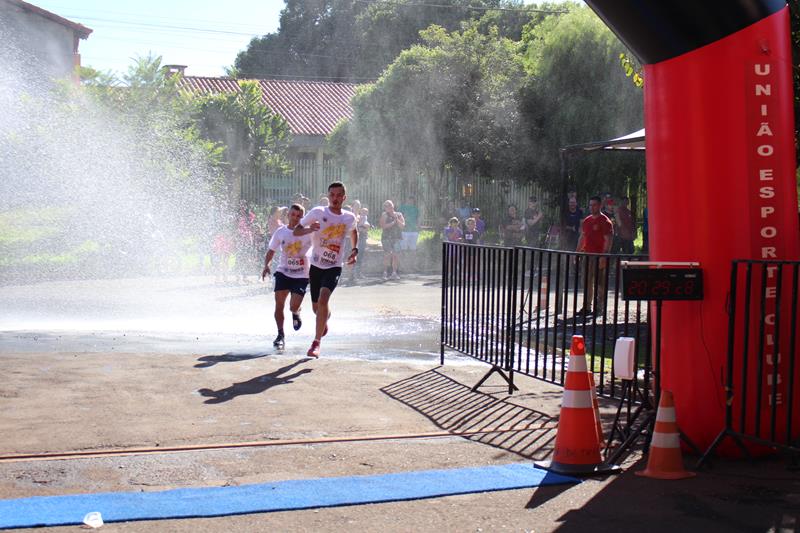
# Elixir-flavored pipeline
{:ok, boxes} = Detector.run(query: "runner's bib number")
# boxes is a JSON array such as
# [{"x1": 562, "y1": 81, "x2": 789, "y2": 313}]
[
  {"x1": 287, "y1": 257, "x2": 304, "y2": 268},
  {"x1": 321, "y1": 249, "x2": 337, "y2": 264}
]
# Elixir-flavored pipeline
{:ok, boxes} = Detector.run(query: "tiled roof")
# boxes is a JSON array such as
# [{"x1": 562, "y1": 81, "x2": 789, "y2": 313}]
[
  {"x1": 179, "y1": 77, "x2": 360, "y2": 137},
  {"x1": 4, "y1": 0, "x2": 92, "y2": 38}
]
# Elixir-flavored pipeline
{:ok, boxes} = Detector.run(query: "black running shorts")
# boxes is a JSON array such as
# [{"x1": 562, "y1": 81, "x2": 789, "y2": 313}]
[
  {"x1": 309, "y1": 265, "x2": 342, "y2": 302},
  {"x1": 273, "y1": 272, "x2": 309, "y2": 296}
]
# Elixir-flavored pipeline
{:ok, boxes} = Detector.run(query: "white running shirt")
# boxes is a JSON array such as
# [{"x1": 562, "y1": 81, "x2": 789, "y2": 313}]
[
  {"x1": 300, "y1": 206, "x2": 357, "y2": 269},
  {"x1": 268, "y1": 226, "x2": 313, "y2": 278}
]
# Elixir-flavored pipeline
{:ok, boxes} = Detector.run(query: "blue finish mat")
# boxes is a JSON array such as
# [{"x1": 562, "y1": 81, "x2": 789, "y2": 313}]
[{"x1": 0, "y1": 463, "x2": 577, "y2": 529}]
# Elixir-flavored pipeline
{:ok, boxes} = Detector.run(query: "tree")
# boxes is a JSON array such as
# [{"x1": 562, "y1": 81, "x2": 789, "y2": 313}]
[
  {"x1": 192, "y1": 80, "x2": 292, "y2": 200},
  {"x1": 332, "y1": 4, "x2": 643, "y2": 200},
  {"x1": 234, "y1": 0, "x2": 363, "y2": 80},
  {"x1": 519, "y1": 7, "x2": 644, "y2": 196},
  {"x1": 331, "y1": 21, "x2": 528, "y2": 193},
  {"x1": 80, "y1": 53, "x2": 189, "y2": 119},
  {"x1": 233, "y1": 0, "x2": 557, "y2": 81}
]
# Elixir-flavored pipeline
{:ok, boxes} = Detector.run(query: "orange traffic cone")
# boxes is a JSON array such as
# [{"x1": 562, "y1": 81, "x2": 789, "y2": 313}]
[
  {"x1": 537, "y1": 335, "x2": 620, "y2": 475},
  {"x1": 636, "y1": 390, "x2": 695, "y2": 480},
  {"x1": 589, "y1": 373, "x2": 604, "y2": 448},
  {"x1": 538, "y1": 275, "x2": 549, "y2": 311}
]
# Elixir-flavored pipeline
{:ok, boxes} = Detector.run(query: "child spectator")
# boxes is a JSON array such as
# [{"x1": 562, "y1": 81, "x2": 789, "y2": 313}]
[
  {"x1": 444, "y1": 217, "x2": 463, "y2": 242},
  {"x1": 463, "y1": 217, "x2": 480, "y2": 244},
  {"x1": 347, "y1": 201, "x2": 369, "y2": 282}
]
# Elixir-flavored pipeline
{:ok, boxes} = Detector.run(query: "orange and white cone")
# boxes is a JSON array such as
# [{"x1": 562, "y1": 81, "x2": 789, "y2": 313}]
[
  {"x1": 537, "y1": 335, "x2": 619, "y2": 475},
  {"x1": 636, "y1": 390, "x2": 695, "y2": 480},
  {"x1": 538, "y1": 275, "x2": 549, "y2": 311},
  {"x1": 589, "y1": 373, "x2": 604, "y2": 449}
]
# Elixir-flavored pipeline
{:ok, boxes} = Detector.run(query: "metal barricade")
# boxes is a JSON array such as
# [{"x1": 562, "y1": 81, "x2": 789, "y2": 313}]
[
  {"x1": 440, "y1": 242, "x2": 651, "y2": 401},
  {"x1": 515, "y1": 247, "x2": 650, "y2": 399},
  {"x1": 440, "y1": 242, "x2": 519, "y2": 391},
  {"x1": 700, "y1": 260, "x2": 800, "y2": 464}
]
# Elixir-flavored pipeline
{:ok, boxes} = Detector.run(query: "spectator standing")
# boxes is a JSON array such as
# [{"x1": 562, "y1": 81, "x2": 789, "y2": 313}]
[
  {"x1": 358, "y1": 206, "x2": 371, "y2": 241},
  {"x1": 576, "y1": 196, "x2": 614, "y2": 316},
  {"x1": 523, "y1": 197, "x2": 544, "y2": 247},
  {"x1": 398, "y1": 195, "x2": 420, "y2": 273},
  {"x1": 601, "y1": 193, "x2": 615, "y2": 220},
  {"x1": 379, "y1": 200, "x2": 405, "y2": 280},
  {"x1": 471, "y1": 208, "x2": 486, "y2": 236},
  {"x1": 457, "y1": 200, "x2": 472, "y2": 222},
  {"x1": 562, "y1": 196, "x2": 584, "y2": 252},
  {"x1": 614, "y1": 196, "x2": 635, "y2": 254},
  {"x1": 501, "y1": 205, "x2": 525, "y2": 246}
]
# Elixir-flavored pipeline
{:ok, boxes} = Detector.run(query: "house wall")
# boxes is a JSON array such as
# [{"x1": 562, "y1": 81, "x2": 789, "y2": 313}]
[{"x1": 0, "y1": 1, "x2": 78, "y2": 80}]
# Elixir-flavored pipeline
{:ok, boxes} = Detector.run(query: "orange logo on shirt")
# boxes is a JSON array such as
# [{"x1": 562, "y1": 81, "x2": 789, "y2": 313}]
[
  {"x1": 285, "y1": 240, "x2": 302, "y2": 256},
  {"x1": 321, "y1": 224, "x2": 346, "y2": 240}
]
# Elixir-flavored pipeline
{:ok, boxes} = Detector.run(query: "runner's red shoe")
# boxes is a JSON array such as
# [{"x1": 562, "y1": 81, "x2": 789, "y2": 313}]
[{"x1": 307, "y1": 340, "x2": 320, "y2": 358}]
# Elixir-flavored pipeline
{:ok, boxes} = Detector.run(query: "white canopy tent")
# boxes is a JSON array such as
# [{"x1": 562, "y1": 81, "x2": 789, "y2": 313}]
[
  {"x1": 557, "y1": 128, "x2": 646, "y2": 234},
  {"x1": 561, "y1": 128, "x2": 645, "y2": 153}
]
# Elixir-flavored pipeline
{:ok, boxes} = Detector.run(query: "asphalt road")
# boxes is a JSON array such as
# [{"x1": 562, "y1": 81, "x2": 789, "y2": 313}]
[{"x1": 1, "y1": 274, "x2": 798, "y2": 532}]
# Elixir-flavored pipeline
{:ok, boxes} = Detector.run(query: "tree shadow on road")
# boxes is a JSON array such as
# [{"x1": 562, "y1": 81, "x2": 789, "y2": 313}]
[{"x1": 198, "y1": 360, "x2": 312, "y2": 404}]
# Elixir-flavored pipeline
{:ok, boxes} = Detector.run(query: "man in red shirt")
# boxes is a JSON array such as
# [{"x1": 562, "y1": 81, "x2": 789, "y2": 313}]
[{"x1": 577, "y1": 196, "x2": 613, "y2": 316}]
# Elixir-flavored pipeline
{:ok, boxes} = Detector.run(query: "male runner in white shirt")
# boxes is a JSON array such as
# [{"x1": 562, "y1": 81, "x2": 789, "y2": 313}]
[
  {"x1": 262, "y1": 204, "x2": 314, "y2": 349},
  {"x1": 293, "y1": 182, "x2": 358, "y2": 358}
]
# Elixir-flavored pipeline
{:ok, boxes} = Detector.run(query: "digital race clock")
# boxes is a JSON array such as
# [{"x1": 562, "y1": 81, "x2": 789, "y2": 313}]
[{"x1": 621, "y1": 267, "x2": 703, "y2": 301}]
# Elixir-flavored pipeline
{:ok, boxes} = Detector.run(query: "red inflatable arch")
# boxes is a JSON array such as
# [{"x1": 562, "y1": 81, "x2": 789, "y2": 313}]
[{"x1": 585, "y1": 1, "x2": 799, "y2": 453}]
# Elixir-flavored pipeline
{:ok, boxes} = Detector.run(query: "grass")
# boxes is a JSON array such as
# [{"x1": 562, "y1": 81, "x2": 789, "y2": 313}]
[
  {"x1": 1, "y1": 240, "x2": 100, "y2": 267},
  {"x1": 0, "y1": 207, "x2": 212, "y2": 275},
  {"x1": 0, "y1": 207, "x2": 70, "y2": 244},
  {"x1": 0, "y1": 207, "x2": 94, "y2": 268},
  {"x1": 588, "y1": 354, "x2": 614, "y2": 374}
]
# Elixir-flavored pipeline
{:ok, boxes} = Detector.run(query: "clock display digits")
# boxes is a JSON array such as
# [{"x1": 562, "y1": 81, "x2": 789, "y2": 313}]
[{"x1": 621, "y1": 268, "x2": 703, "y2": 301}]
